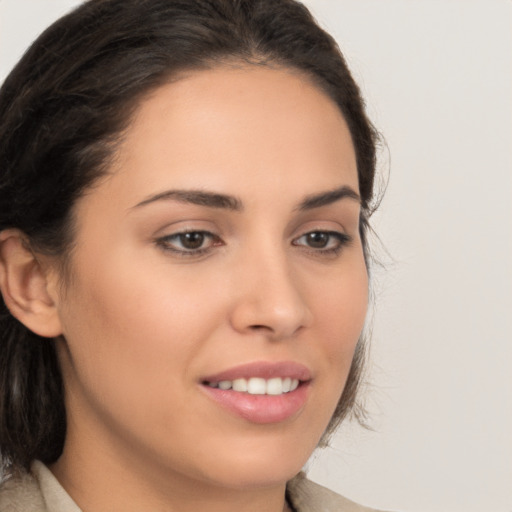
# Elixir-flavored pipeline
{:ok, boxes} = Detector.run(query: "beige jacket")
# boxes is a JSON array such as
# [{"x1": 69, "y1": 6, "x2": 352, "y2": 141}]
[{"x1": 0, "y1": 461, "x2": 385, "y2": 512}]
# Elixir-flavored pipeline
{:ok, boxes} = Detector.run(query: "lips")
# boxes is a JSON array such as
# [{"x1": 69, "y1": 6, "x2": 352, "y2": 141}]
[
  {"x1": 206, "y1": 376, "x2": 300, "y2": 395},
  {"x1": 202, "y1": 360, "x2": 311, "y2": 382},
  {"x1": 200, "y1": 361, "x2": 311, "y2": 424}
]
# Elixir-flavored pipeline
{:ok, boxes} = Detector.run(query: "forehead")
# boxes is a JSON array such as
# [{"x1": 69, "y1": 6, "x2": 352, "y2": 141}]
[{"x1": 92, "y1": 65, "x2": 358, "y2": 211}]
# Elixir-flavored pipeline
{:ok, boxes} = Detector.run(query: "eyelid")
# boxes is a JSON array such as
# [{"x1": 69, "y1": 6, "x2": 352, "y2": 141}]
[
  {"x1": 153, "y1": 222, "x2": 352, "y2": 260},
  {"x1": 155, "y1": 229, "x2": 223, "y2": 257},
  {"x1": 291, "y1": 229, "x2": 352, "y2": 255}
]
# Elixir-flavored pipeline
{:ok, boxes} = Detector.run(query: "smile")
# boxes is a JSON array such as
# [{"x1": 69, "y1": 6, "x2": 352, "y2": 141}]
[
  {"x1": 205, "y1": 377, "x2": 300, "y2": 395},
  {"x1": 200, "y1": 361, "x2": 311, "y2": 423}
]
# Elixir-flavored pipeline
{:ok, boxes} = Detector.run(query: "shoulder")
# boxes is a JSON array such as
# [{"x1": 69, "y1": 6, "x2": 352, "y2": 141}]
[
  {"x1": 0, "y1": 470, "x2": 46, "y2": 512},
  {"x1": 1, "y1": 461, "x2": 80, "y2": 512},
  {"x1": 287, "y1": 473, "x2": 390, "y2": 512}
]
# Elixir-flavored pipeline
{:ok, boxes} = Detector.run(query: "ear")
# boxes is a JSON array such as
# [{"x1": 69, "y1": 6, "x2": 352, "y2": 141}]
[{"x1": 0, "y1": 229, "x2": 63, "y2": 338}]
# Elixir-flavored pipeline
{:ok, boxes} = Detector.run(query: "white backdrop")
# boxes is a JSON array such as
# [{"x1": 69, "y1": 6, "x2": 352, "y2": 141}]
[{"x1": 1, "y1": 1, "x2": 511, "y2": 511}]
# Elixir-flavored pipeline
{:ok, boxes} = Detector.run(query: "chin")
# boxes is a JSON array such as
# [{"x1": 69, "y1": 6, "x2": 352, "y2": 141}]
[
  {"x1": 190, "y1": 432, "x2": 317, "y2": 490},
  {"x1": 202, "y1": 460, "x2": 301, "y2": 491}
]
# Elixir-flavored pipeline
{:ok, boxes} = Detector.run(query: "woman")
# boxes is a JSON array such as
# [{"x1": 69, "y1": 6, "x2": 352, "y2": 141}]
[{"x1": 0, "y1": 0, "x2": 382, "y2": 510}]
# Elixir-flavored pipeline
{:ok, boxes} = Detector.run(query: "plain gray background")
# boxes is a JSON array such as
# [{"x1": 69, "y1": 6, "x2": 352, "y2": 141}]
[{"x1": 1, "y1": 1, "x2": 511, "y2": 511}]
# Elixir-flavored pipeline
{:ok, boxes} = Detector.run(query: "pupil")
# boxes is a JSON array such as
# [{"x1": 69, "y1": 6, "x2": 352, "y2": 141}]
[
  {"x1": 181, "y1": 232, "x2": 204, "y2": 249},
  {"x1": 307, "y1": 232, "x2": 328, "y2": 248}
]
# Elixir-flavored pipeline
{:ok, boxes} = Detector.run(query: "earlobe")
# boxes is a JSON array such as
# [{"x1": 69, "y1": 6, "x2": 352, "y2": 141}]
[{"x1": 0, "y1": 229, "x2": 63, "y2": 338}]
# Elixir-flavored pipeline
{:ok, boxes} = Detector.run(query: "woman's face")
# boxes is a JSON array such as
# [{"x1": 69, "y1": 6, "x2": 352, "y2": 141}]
[{"x1": 51, "y1": 66, "x2": 368, "y2": 491}]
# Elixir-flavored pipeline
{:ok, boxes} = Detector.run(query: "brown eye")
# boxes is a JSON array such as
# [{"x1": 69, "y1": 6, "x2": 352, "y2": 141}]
[
  {"x1": 179, "y1": 232, "x2": 206, "y2": 250},
  {"x1": 305, "y1": 232, "x2": 329, "y2": 248},
  {"x1": 156, "y1": 230, "x2": 223, "y2": 256},
  {"x1": 292, "y1": 230, "x2": 351, "y2": 255}
]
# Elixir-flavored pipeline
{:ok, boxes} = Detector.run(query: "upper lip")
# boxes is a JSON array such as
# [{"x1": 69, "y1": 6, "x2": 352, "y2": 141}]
[{"x1": 201, "y1": 361, "x2": 312, "y2": 384}]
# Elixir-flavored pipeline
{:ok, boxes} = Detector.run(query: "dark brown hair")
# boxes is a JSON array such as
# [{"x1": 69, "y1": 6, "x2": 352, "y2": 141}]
[{"x1": 0, "y1": 0, "x2": 379, "y2": 474}]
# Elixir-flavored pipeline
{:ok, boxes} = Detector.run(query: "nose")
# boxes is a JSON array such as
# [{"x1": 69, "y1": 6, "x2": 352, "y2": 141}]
[{"x1": 229, "y1": 248, "x2": 313, "y2": 340}]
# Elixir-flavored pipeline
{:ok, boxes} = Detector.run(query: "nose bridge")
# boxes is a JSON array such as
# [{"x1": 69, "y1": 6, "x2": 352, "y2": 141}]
[{"x1": 230, "y1": 236, "x2": 312, "y2": 338}]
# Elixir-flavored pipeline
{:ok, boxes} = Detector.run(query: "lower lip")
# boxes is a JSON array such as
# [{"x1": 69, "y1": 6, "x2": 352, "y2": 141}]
[{"x1": 201, "y1": 383, "x2": 309, "y2": 424}]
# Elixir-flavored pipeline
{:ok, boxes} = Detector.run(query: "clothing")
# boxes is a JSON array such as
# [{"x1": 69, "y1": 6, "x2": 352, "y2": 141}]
[{"x1": 0, "y1": 461, "x2": 385, "y2": 511}]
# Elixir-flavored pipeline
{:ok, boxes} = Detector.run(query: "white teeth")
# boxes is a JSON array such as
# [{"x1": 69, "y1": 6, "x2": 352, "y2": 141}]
[
  {"x1": 206, "y1": 377, "x2": 301, "y2": 395},
  {"x1": 232, "y1": 378, "x2": 248, "y2": 392},
  {"x1": 247, "y1": 377, "x2": 266, "y2": 395},
  {"x1": 266, "y1": 377, "x2": 283, "y2": 395}
]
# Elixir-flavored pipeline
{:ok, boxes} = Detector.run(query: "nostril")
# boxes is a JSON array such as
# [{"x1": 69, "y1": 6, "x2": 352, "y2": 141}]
[{"x1": 249, "y1": 324, "x2": 272, "y2": 331}]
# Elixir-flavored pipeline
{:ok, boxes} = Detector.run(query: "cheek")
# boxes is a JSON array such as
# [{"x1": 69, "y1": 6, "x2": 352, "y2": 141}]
[
  {"x1": 57, "y1": 248, "x2": 226, "y2": 419},
  {"x1": 309, "y1": 256, "x2": 368, "y2": 400},
  {"x1": 313, "y1": 257, "x2": 368, "y2": 348}
]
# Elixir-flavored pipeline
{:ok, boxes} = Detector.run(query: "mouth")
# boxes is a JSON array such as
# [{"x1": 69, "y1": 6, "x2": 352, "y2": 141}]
[
  {"x1": 200, "y1": 361, "x2": 311, "y2": 424},
  {"x1": 204, "y1": 376, "x2": 301, "y2": 395}
]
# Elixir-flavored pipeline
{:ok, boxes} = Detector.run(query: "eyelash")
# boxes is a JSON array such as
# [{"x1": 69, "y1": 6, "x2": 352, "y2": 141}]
[
  {"x1": 155, "y1": 230, "x2": 223, "y2": 257},
  {"x1": 292, "y1": 231, "x2": 352, "y2": 256},
  {"x1": 155, "y1": 230, "x2": 351, "y2": 258}
]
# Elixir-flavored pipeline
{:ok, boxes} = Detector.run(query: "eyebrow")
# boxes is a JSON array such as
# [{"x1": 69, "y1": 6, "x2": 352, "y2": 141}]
[
  {"x1": 297, "y1": 186, "x2": 361, "y2": 211},
  {"x1": 132, "y1": 189, "x2": 243, "y2": 211},
  {"x1": 131, "y1": 185, "x2": 360, "y2": 212}
]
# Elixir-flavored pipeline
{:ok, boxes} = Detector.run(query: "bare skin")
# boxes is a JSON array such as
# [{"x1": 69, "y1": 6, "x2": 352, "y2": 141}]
[{"x1": 0, "y1": 65, "x2": 367, "y2": 512}]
